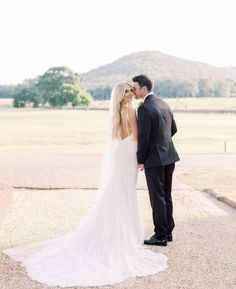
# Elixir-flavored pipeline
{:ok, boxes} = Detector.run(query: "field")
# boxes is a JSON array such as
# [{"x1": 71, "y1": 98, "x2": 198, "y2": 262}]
[
  {"x1": 0, "y1": 105, "x2": 235, "y2": 201},
  {"x1": 165, "y1": 97, "x2": 236, "y2": 110},
  {"x1": 0, "y1": 98, "x2": 12, "y2": 108},
  {"x1": 0, "y1": 109, "x2": 236, "y2": 154},
  {"x1": 1, "y1": 96, "x2": 236, "y2": 111},
  {"x1": 0, "y1": 110, "x2": 107, "y2": 154},
  {"x1": 90, "y1": 97, "x2": 236, "y2": 110},
  {"x1": 174, "y1": 113, "x2": 236, "y2": 153}
]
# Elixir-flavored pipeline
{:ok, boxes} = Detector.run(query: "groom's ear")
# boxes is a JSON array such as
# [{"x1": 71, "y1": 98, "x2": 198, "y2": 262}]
[{"x1": 143, "y1": 86, "x2": 148, "y2": 93}]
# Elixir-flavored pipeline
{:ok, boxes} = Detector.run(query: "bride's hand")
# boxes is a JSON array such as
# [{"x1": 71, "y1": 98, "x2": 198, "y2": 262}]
[{"x1": 138, "y1": 164, "x2": 144, "y2": 171}]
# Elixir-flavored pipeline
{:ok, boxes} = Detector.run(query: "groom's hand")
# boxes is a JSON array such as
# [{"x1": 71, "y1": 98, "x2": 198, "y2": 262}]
[{"x1": 138, "y1": 164, "x2": 144, "y2": 171}]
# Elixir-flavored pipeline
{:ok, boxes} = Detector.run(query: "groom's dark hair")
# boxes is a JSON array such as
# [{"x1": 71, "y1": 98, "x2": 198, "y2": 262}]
[{"x1": 132, "y1": 75, "x2": 153, "y2": 92}]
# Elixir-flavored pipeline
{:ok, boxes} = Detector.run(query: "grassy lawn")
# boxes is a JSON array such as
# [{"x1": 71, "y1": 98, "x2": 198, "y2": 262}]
[
  {"x1": 0, "y1": 110, "x2": 107, "y2": 154},
  {"x1": 173, "y1": 113, "x2": 236, "y2": 153},
  {"x1": 177, "y1": 167, "x2": 236, "y2": 201},
  {"x1": 90, "y1": 97, "x2": 236, "y2": 110},
  {"x1": 0, "y1": 109, "x2": 236, "y2": 154},
  {"x1": 3, "y1": 97, "x2": 235, "y2": 110},
  {"x1": 0, "y1": 98, "x2": 13, "y2": 107},
  {"x1": 166, "y1": 97, "x2": 236, "y2": 110}
]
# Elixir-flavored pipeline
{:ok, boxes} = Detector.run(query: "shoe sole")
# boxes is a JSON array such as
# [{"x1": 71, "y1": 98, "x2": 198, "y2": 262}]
[{"x1": 144, "y1": 242, "x2": 167, "y2": 246}]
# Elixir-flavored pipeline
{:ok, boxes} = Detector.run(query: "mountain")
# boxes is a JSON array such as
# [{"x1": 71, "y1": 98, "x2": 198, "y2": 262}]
[{"x1": 83, "y1": 51, "x2": 236, "y2": 89}]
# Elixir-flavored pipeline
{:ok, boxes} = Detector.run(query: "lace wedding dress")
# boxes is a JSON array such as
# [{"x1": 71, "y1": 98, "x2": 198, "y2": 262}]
[{"x1": 3, "y1": 114, "x2": 167, "y2": 287}]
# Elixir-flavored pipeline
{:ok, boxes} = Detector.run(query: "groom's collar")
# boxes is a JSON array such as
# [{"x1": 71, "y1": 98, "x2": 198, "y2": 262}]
[{"x1": 143, "y1": 92, "x2": 154, "y2": 102}]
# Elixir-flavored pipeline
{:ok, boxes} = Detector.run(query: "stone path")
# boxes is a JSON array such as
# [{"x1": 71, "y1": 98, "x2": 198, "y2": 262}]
[{"x1": 0, "y1": 154, "x2": 235, "y2": 189}]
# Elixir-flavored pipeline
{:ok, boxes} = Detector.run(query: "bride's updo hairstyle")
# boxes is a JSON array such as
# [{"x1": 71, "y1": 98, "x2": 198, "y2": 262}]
[{"x1": 111, "y1": 82, "x2": 132, "y2": 139}]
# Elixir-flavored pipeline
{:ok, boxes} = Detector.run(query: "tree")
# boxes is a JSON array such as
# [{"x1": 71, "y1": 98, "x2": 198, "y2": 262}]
[
  {"x1": 88, "y1": 86, "x2": 112, "y2": 100},
  {"x1": 13, "y1": 83, "x2": 38, "y2": 107},
  {"x1": 36, "y1": 66, "x2": 91, "y2": 107},
  {"x1": 197, "y1": 79, "x2": 216, "y2": 97},
  {"x1": 213, "y1": 80, "x2": 231, "y2": 97},
  {"x1": 13, "y1": 66, "x2": 91, "y2": 108},
  {"x1": 154, "y1": 79, "x2": 199, "y2": 98}
]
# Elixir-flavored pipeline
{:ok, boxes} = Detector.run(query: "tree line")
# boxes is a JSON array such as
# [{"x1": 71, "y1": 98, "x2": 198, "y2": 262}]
[
  {"x1": 0, "y1": 85, "x2": 16, "y2": 98},
  {"x1": 154, "y1": 78, "x2": 236, "y2": 98},
  {"x1": 88, "y1": 78, "x2": 236, "y2": 100}
]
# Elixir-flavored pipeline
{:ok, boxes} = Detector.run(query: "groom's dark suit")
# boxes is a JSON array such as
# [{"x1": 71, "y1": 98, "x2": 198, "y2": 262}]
[{"x1": 137, "y1": 94, "x2": 180, "y2": 240}]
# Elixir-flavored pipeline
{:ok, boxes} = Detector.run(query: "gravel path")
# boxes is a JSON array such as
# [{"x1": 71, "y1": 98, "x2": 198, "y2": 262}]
[{"x1": 0, "y1": 176, "x2": 235, "y2": 289}]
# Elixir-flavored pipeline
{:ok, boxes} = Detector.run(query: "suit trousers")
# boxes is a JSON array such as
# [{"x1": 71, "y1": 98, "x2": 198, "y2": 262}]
[{"x1": 145, "y1": 163, "x2": 175, "y2": 239}]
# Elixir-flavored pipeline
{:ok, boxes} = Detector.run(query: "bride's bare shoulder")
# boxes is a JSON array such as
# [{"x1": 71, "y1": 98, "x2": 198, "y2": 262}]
[{"x1": 127, "y1": 107, "x2": 137, "y2": 120}]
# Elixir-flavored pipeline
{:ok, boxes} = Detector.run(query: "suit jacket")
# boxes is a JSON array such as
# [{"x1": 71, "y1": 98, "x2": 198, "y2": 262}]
[{"x1": 137, "y1": 94, "x2": 180, "y2": 168}]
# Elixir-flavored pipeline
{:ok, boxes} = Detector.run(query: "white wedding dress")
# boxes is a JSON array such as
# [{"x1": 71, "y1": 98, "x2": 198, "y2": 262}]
[{"x1": 3, "y1": 113, "x2": 167, "y2": 287}]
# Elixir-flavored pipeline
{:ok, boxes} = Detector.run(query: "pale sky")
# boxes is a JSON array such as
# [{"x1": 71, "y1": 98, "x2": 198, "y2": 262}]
[{"x1": 0, "y1": 0, "x2": 236, "y2": 84}]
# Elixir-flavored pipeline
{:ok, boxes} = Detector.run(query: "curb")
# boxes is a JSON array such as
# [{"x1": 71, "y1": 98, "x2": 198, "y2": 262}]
[
  {"x1": 203, "y1": 188, "x2": 236, "y2": 209},
  {"x1": 0, "y1": 185, "x2": 13, "y2": 224}
]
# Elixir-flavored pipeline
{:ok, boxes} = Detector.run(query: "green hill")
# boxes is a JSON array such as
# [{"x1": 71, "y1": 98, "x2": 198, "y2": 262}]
[{"x1": 83, "y1": 51, "x2": 236, "y2": 89}]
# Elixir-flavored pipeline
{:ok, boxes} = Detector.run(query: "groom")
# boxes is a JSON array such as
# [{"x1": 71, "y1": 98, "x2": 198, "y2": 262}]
[{"x1": 132, "y1": 75, "x2": 180, "y2": 246}]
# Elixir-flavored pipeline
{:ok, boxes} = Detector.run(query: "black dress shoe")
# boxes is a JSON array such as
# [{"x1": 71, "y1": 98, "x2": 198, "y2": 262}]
[
  {"x1": 144, "y1": 236, "x2": 167, "y2": 246},
  {"x1": 167, "y1": 234, "x2": 173, "y2": 242}
]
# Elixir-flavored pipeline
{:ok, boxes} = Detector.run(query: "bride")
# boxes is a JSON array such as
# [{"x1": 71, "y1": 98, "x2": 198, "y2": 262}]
[{"x1": 3, "y1": 82, "x2": 167, "y2": 287}]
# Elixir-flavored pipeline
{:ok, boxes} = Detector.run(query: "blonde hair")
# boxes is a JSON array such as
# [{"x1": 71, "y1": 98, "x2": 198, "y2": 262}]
[{"x1": 111, "y1": 82, "x2": 132, "y2": 139}]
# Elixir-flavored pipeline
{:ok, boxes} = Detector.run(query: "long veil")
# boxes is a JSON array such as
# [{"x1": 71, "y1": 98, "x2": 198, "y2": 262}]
[{"x1": 98, "y1": 87, "x2": 119, "y2": 192}]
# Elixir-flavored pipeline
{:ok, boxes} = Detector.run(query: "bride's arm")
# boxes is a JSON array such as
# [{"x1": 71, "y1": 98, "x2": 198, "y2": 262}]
[{"x1": 128, "y1": 108, "x2": 138, "y2": 143}]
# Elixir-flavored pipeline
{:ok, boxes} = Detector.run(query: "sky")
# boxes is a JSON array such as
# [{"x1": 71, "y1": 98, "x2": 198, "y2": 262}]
[{"x1": 0, "y1": 0, "x2": 236, "y2": 84}]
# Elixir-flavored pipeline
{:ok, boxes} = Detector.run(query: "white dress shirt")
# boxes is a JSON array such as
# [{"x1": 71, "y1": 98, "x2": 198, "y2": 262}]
[{"x1": 143, "y1": 92, "x2": 154, "y2": 102}]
